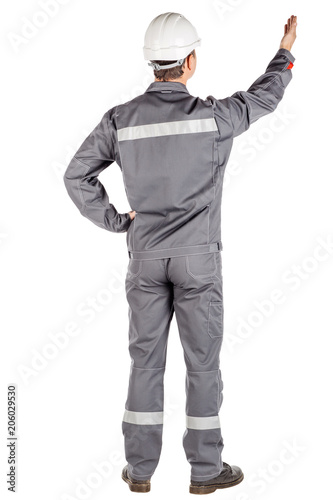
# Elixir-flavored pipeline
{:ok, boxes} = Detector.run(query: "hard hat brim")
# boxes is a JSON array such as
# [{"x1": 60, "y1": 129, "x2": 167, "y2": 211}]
[{"x1": 143, "y1": 39, "x2": 201, "y2": 61}]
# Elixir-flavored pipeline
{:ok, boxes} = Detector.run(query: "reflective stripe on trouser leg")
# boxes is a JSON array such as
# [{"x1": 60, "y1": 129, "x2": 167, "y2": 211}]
[
  {"x1": 167, "y1": 251, "x2": 225, "y2": 481},
  {"x1": 122, "y1": 258, "x2": 174, "y2": 481},
  {"x1": 122, "y1": 365, "x2": 166, "y2": 481},
  {"x1": 183, "y1": 369, "x2": 224, "y2": 481}
]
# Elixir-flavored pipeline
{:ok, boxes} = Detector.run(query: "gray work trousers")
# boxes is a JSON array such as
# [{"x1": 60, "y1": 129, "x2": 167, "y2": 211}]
[{"x1": 121, "y1": 248, "x2": 224, "y2": 481}]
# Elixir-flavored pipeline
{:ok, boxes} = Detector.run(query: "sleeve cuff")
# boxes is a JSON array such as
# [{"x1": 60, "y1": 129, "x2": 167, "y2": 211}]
[
  {"x1": 277, "y1": 47, "x2": 295, "y2": 64},
  {"x1": 120, "y1": 212, "x2": 133, "y2": 232}
]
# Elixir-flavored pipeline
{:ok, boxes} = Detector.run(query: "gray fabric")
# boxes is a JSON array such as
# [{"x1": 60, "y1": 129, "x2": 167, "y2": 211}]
[
  {"x1": 128, "y1": 240, "x2": 222, "y2": 260},
  {"x1": 122, "y1": 250, "x2": 224, "y2": 481},
  {"x1": 63, "y1": 47, "x2": 295, "y2": 481},
  {"x1": 63, "y1": 48, "x2": 295, "y2": 260}
]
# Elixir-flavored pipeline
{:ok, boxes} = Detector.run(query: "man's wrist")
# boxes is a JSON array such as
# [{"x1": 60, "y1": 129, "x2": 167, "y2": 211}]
[{"x1": 277, "y1": 47, "x2": 295, "y2": 63}]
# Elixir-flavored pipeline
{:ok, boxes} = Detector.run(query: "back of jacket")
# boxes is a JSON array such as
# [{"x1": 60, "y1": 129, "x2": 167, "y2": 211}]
[
  {"x1": 118, "y1": 80, "x2": 224, "y2": 253},
  {"x1": 63, "y1": 48, "x2": 295, "y2": 259}
]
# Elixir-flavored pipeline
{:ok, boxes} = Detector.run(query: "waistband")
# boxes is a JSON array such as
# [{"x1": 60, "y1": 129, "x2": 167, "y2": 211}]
[{"x1": 128, "y1": 241, "x2": 222, "y2": 260}]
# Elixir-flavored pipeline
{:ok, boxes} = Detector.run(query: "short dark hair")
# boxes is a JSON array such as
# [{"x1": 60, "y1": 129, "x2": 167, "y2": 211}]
[{"x1": 151, "y1": 49, "x2": 196, "y2": 81}]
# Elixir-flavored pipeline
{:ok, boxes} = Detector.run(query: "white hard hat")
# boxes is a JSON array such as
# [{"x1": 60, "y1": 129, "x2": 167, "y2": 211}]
[{"x1": 143, "y1": 12, "x2": 201, "y2": 71}]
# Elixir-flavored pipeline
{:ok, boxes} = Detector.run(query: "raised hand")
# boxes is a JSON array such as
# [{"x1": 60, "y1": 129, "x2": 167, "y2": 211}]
[{"x1": 280, "y1": 15, "x2": 297, "y2": 52}]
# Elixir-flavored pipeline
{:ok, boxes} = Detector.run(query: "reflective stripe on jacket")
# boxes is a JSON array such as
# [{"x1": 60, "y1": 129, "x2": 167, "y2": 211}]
[{"x1": 63, "y1": 48, "x2": 295, "y2": 258}]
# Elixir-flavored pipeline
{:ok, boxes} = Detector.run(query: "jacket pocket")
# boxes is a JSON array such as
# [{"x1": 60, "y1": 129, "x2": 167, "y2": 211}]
[
  {"x1": 208, "y1": 300, "x2": 224, "y2": 338},
  {"x1": 186, "y1": 252, "x2": 217, "y2": 278}
]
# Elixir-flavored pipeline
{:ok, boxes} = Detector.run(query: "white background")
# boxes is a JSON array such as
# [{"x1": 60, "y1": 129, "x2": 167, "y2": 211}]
[{"x1": 1, "y1": 0, "x2": 332, "y2": 499}]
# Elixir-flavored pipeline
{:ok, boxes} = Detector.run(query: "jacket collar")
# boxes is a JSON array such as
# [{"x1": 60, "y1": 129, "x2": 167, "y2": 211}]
[{"x1": 145, "y1": 81, "x2": 189, "y2": 94}]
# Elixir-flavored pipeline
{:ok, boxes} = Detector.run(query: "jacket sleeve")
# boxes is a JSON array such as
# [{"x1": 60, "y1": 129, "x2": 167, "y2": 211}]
[
  {"x1": 63, "y1": 107, "x2": 132, "y2": 233},
  {"x1": 210, "y1": 48, "x2": 295, "y2": 138}
]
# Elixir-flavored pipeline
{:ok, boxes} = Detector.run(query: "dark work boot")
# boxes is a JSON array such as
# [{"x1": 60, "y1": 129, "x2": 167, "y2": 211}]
[
  {"x1": 121, "y1": 465, "x2": 151, "y2": 492},
  {"x1": 189, "y1": 462, "x2": 244, "y2": 494}
]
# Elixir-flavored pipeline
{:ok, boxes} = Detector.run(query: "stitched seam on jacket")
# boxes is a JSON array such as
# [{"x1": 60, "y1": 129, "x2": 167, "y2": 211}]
[
  {"x1": 226, "y1": 58, "x2": 290, "y2": 132},
  {"x1": 210, "y1": 103, "x2": 217, "y2": 244},
  {"x1": 73, "y1": 157, "x2": 90, "y2": 211},
  {"x1": 114, "y1": 105, "x2": 134, "y2": 243},
  {"x1": 211, "y1": 106, "x2": 216, "y2": 186},
  {"x1": 113, "y1": 106, "x2": 123, "y2": 169},
  {"x1": 73, "y1": 157, "x2": 118, "y2": 226},
  {"x1": 105, "y1": 109, "x2": 114, "y2": 159},
  {"x1": 216, "y1": 371, "x2": 219, "y2": 413},
  {"x1": 252, "y1": 60, "x2": 290, "y2": 95},
  {"x1": 73, "y1": 155, "x2": 90, "y2": 169}
]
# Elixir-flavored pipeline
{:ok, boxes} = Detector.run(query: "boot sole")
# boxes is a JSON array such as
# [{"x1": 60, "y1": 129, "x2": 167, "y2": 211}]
[
  {"x1": 122, "y1": 468, "x2": 151, "y2": 493},
  {"x1": 189, "y1": 472, "x2": 244, "y2": 494}
]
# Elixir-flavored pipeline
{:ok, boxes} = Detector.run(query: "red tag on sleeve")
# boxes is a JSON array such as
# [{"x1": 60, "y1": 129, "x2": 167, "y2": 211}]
[{"x1": 287, "y1": 62, "x2": 294, "y2": 69}]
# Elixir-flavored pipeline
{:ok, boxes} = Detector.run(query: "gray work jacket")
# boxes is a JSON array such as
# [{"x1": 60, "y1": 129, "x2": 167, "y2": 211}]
[{"x1": 63, "y1": 48, "x2": 295, "y2": 260}]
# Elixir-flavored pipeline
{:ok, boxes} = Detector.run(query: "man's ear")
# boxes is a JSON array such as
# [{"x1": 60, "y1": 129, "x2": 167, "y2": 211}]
[{"x1": 187, "y1": 53, "x2": 193, "y2": 70}]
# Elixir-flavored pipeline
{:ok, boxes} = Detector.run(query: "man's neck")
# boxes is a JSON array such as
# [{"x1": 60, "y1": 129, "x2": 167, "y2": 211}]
[{"x1": 154, "y1": 78, "x2": 187, "y2": 85}]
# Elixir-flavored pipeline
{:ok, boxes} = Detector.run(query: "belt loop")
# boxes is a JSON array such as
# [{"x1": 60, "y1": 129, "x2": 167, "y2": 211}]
[{"x1": 128, "y1": 250, "x2": 132, "y2": 259}]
